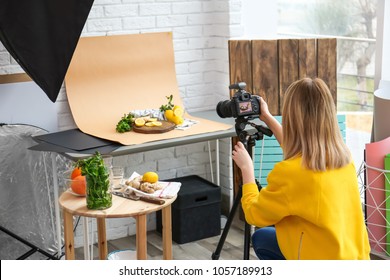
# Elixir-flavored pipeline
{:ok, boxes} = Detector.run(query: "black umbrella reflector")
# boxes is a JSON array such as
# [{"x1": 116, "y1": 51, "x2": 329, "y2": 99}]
[{"x1": 0, "y1": 0, "x2": 94, "y2": 102}]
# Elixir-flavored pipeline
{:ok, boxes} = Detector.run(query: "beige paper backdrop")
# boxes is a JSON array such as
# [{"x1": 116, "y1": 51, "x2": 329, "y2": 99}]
[{"x1": 65, "y1": 32, "x2": 231, "y2": 145}]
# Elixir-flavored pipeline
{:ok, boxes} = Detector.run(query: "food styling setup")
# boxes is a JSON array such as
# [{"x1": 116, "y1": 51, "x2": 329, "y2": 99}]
[
  {"x1": 24, "y1": 32, "x2": 234, "y2": 260},
  {"x1": 63, "y1": 93, "x2": 187, "y2": 212}
]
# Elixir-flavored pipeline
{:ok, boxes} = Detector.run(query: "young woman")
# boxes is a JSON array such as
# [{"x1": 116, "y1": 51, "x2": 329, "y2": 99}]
[{"x1": 232, "y1": 77, "x2": 370, "y2": 260}]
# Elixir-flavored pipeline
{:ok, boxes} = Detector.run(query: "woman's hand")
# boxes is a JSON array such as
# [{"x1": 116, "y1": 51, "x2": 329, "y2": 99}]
[
  {"x1": 232, "y1": 141, "x2": 255, "y2": 184},
  {"x1": 259, "y1": 97, "x2": 272, "y2": 123},
  {"x1": 258, "y1": 97, "x2": 283, "y2": 145}
]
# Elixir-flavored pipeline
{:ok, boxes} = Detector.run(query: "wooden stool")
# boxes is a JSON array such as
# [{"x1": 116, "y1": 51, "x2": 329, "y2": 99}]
[{"x1": 59, "y1": 191, "x2": 176, "y2": 260}]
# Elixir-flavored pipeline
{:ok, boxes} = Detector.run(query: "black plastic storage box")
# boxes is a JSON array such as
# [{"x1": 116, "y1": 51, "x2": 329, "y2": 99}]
[{"x1": 156, "y1": 175, "x2": 221, "y2": 244}]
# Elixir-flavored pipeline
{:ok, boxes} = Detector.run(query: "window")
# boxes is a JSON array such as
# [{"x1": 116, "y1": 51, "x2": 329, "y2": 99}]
[{"x1": 277, "y1": 0, "x2": 378, "y2": 113}]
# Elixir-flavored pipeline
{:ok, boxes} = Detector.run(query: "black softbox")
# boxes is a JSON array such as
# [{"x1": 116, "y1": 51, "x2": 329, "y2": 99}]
[{"x1": 0, "y1": 0, "x2": 94, "y2": 102}]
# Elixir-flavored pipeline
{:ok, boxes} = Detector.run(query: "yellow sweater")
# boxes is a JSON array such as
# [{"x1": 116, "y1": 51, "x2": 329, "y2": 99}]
[{"x1": 241, "y1": 157, "x2": 370, "y2": 260}]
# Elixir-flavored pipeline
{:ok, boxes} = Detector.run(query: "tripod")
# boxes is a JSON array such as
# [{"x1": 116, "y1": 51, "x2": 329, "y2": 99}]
[{"x1": 211, "y1": 116, "x2": 272, "y2": 260}]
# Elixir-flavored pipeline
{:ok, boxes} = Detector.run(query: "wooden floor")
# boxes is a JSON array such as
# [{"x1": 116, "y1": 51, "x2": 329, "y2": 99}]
[
  {"x1": 74, "y1": 214, "x2": 388, "y2": 260},
  {"x1": 74, "y1": 215, "x2": 258, "y2": 260}
]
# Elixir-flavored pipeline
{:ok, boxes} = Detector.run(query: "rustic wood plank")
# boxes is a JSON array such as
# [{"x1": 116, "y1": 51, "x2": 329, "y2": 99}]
[
  {"x1": 252, "y1": 40, "x2": 279, "y2": 115},
  {"x1": 278, "y1": 39, "x2": 299, "y2": 109},
  {"x1": 317, "y1": 38, "x2": 337, "y2": 106},
  {"x1": 229, "y1": 38, "x2": 337, "y2": 204},
  {"x1": 228, "y1": 40, "x2": 252, "y2": 96},
  {"x1": 298, "y1": 39, "x2": 317, "y2": 79},
  {"x1": 229, "y1": 40, "x2": 253, "y2": 196}
]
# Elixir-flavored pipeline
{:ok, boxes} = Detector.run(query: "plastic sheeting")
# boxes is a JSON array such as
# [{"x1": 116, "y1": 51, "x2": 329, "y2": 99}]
[{"x1": 0, "y1": 124, "x2": 72, "y2": 259}]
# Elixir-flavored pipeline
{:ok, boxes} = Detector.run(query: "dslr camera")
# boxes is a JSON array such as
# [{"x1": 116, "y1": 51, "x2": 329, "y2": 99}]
[{"x1": 216, "y1": 82, "x2": 261, "y2": 118}]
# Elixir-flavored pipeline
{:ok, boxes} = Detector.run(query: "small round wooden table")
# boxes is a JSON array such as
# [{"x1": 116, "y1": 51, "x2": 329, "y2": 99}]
[{"x1": 59, "y1": 190, "x2": 176, "y2": 260}]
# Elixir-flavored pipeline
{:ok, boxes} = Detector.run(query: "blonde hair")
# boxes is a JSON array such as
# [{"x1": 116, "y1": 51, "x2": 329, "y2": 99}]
[{"x1": 282, "y1": 77, "x2": 351, "y2": 171}]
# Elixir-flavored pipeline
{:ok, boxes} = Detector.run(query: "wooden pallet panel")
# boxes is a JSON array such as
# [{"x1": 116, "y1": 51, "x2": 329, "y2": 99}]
[
  {"x1": 298, "y1": 39, "x2": 317, "y2": 78},
  {"x1": 228, "y1": 40, "x2": 252, "y2": 96},
  {"x1": 317, "y1": 38, "x2": 337, "y2": 105},
  {"x1": 278, "y1": 39, "x2": 299, "y2": 108},
  {"x1": 252, "y1": 40, "x2": 279, "y2": 115},
  {"x1": 228, "y1": 40, "x2": 253, "y2": 195},
  {"x1": 229, "y1": 37, "x2": 338, "y2": 196}
]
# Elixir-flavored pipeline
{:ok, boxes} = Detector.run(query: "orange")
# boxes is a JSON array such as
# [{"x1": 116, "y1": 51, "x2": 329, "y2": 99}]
[
  {"x1": 71, "y1": 167, "x2": 82, "y2": 179},
  {"x1": 71, "y1": 175, "x2": 87, "y2": 196}
]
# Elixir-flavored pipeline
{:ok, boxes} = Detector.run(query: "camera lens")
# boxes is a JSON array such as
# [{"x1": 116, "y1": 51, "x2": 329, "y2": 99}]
[{"x1": 216, "y1": 100, "x2": 233, "y2": 118}]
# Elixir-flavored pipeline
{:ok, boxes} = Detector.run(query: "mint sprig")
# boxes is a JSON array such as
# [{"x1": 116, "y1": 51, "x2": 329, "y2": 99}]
[{"x1": 159, "y1": 94, "x2": 174, "y2": 112}]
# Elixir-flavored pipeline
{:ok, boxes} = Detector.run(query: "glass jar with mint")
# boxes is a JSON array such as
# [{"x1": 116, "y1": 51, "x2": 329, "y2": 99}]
[{"x1": 76, "y1": 152, "x2": 112, "y2": 210}]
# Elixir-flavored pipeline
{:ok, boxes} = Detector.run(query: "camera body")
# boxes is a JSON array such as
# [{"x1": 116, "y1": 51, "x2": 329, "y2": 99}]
[{"x1": 216, "y1": 82, "x2": 261, "y2": 118}]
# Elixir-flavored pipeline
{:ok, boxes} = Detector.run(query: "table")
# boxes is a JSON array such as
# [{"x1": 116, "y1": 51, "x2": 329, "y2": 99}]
[
  {"x1": 63, "y1": 110, "x2": 237, "y2": 158},
  {"x1": 59, "y1": 190, "x2": 176, "y2": 260}
]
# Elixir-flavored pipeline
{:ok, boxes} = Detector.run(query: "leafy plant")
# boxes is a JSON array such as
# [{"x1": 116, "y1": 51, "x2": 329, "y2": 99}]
[
  {"x1": 76, "y1": 152, "x2": 112, "y2": 209},
  {"x1": 159, "y1": 94, "x2": 174, "y2": 112},
  {"x1": 116, "y1": 113, "x2": 135, "y2": 133}
]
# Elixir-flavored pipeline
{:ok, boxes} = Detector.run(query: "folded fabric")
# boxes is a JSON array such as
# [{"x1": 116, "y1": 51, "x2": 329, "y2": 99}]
[
  {"x1": 129, "y1": 109, "x2": 199, "y2": 130},
  {"x1": 129, "y1": 109, "x2": 164, "y2": 120},
  {"x1": 175, "y1": 118, "x2": 199, "y2": 130},
  {"x1": 125, "y1": 172, "x2": 181, "y2": 198}
]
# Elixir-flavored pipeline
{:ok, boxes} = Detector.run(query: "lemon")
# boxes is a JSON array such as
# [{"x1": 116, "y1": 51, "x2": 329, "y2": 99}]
[
  {"x1": 164, "y1": 110, "x2": 174, "y2": 121},
  {"x1": 173, "y1": 105, "x2": 184, "y2": 117},
  {"x1": 143, "y1": 171, "x2": 159, "y2": 183},
  {"x1": 148, "y1": 118, "x2": 158, "y2": 122},
  {"x1": 152, "y1": 121, "x2": 162, "y2": 127},
  {"x1": 145, "y1": 122, "x2": 154, "y2": 127},
  {"x1": 135, "y1": 118, "x2": 145, "y2": 127},
  {"x1": 171, "y1": 115, "x2": 184, "y2": 125}
]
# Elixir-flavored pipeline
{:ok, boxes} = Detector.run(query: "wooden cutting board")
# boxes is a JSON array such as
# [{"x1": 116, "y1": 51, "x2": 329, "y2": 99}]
[{"x1": 133, "y1": 121, "x2": 175, "y2": 134}]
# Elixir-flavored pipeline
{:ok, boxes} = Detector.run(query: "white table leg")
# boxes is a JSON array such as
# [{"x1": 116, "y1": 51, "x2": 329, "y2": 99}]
[
  {"x1": 83, "y1": 217, "x2": 90, "y2": 260},
  {"x1": 216, "y1": 139, "x2": 220, "y2": 186},
  {"x1": 207, "y1": 141, "x2": 214, "y2": 183}
]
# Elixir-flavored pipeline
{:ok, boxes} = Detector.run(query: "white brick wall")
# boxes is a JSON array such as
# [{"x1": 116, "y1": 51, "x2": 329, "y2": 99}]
[{"x1": 0, "y1": 0, "x2": 243, "y2": 249}]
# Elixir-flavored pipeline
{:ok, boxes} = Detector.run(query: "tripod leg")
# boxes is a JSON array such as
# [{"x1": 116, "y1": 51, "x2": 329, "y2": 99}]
[
  {"x1": 211, "y1": 187, "x2": 242, "y2": 260},
  {"x1": 244, "y1": 221, "x2": 251, "y2": 259}
]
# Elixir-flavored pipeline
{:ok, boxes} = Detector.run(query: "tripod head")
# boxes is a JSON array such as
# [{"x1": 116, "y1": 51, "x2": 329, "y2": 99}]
[{"x1": 234, "y1": 116, "x2": 273, "y2": 150}]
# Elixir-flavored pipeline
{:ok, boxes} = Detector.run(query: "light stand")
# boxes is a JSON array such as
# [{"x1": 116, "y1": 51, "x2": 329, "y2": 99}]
[{"x1": 211, "y1": 116, "x2": 272, "y2": 260}]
